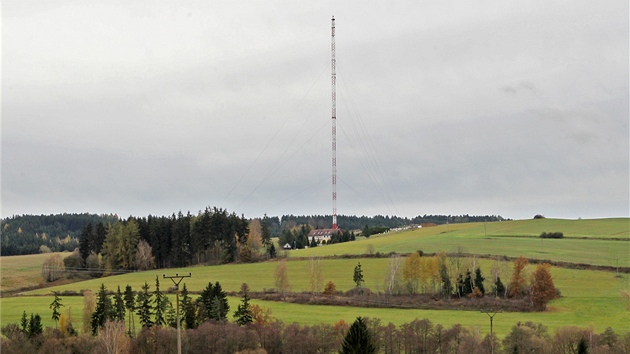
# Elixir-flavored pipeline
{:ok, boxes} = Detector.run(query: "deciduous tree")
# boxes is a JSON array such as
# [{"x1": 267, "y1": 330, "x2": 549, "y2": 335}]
[
  {"x1": 274, "y1": 260, "x2": 290, "y2": 298},
  {"x1": 509, "y1": 256, "x2": 529, "y2": 298},
  {"x1": 530, "y1": 263, "x2": 557, "y2": 311},
  {"x1": 42, "y1": 253, "x2": 65, "y2": 282}
]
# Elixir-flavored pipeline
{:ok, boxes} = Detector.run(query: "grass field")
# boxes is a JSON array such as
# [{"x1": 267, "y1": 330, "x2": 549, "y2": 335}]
[
  {"x1": 0, "y1": 252, "x2": 70, "y2": 294},
  {"x1": 4, "y1": 257, "x2": 629, "y2": 336},
  {"x1": 291, "y1": 219, "x2": 630, "y2": 267},
  {"x1": 1, "y1": 218, "x2": 628, "y2": 338}
]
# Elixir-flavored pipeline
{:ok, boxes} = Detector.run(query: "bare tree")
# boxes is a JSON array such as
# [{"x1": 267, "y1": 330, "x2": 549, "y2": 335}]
[
  {"x1": 309, "y1": 256, "x2": 324, "y2": 294},
  {"x1": 82, "y1": 290, "x2": 96, "y2": 334},
  {"x1": 384, "y1": 254, "x2": 402, "y2": 294},
  {"x1": 274, "y1": 260, "x2": 290, "y2": 298},
  {"x1": 42, "y1": 253, "x2": 65, "y2": 282},
  {"x1": 99, "y1": 320, "x2": 130, "y2": 354},
  {"x1": 134, "y1": 239, "x2": 155, "y2": 271}
]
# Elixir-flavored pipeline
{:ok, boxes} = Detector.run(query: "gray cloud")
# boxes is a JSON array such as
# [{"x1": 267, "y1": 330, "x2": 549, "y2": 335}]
[{"x1": 2, "y1": 0, "x2": 628, "y2": 220}]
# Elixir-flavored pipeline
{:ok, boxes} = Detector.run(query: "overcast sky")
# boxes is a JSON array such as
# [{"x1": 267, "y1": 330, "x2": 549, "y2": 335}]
[{"x1": 2, "y1": 1, "x2": 628, "y2": 221}]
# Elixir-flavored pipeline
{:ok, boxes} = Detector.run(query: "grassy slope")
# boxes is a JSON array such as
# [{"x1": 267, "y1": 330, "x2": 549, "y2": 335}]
[
  {"x1": 291, "y1": 219, "x2": 630, "y2": 267},
  {"x1": 1, "y1": 218, "x2": 628, "y2": 336},
  {"x1": 8, "y1": 258, "x2": 629, "y2": 336},
  {"x1": 0, "y1": 252, "x2": 70, "y2": 293}
]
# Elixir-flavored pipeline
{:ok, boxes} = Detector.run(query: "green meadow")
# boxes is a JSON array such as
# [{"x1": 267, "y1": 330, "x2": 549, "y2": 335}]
[
  {"x1": 292, "y1": 219, "x2": 630, "y2": 267},
  {"x1": 1, "y1": 218, "x2": 628, "y2": 337}
]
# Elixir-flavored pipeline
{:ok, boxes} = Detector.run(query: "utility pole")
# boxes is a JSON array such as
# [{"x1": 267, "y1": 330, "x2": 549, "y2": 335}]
[
  {"x1": 164, "y1": 273, "x2": 191, "y2": 354},
  {"x1": 331, "y1": 15, "x2": 338, "y2": 230},
  {"x1": 481, "y1": 309, "x2": 500, "y2": 354}
]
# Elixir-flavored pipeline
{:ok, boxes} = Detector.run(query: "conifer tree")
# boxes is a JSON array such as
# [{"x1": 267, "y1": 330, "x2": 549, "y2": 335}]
[
  {"x1": 20, "y1": 311, "x2": 28, "y2": 333},
  {"x1": 353, "y1": 262, "x2": 364, "y2": 288},
  {"x1": 179, "y1": 284, "x2": 196, "y2": 329},
  {"x1": 340, "y1": 317, "x2": 375, "y2": 354},
  {"x1": 474, "y1": 267, "x2": 485, "y2": 295},
  {"x1": 28, "y1": 313, "x2": 43, "y2": 338},
  {"x1": 198, "y1": 281, "x2": 215, "y2": 322},
  {"x1": 210, "y1": 281, "x2": 230, "y2": 321},
  {"x1": 91, "y1": 283, "x2": 112, "y2": 335},
  {"x1": 112, "y1": 286, "x2": 125, "y2": 322},
  {"x1": 49, "y1": 292, "x2": 64, "y2": 328},
  {"x1": 153, "y1": 275, "x2": 168, "y2": 326},
  {"x1": 135, "y1": 281, "x2": 153, "y2": 328},
  {"x1": 494, "y1": 276, "x2": 506, "y2": 298},
  {"x1": 463, "y1": 269, "x2": 474, "y2": 296},
  {"x1": 123, "y1": 284, "x2": 136, "y2": 336},
  {"x1": 234, "y1": 283, "x2": 253, "y2": 326}
]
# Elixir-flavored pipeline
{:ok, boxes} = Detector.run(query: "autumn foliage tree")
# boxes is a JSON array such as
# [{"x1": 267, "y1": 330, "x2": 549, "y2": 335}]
[
  {"x1": 530, "y1": 263, "x2": 557, "y2": 311},
  {"x1": 508, "y1": 256, "x2": 529, "y2": 298}
]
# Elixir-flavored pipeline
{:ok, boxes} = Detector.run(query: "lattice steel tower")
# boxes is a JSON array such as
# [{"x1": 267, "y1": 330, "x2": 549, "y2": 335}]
[{"x1": 331, "y1": 16, "x2": 338, "y2": 229}]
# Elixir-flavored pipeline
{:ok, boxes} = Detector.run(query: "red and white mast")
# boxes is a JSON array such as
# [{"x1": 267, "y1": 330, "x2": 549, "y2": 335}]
[{"x1": 331, "y1": 16, "x2": 338, "y2": 229}]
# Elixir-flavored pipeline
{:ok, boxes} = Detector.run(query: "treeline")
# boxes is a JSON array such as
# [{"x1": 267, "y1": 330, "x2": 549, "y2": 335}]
[
  {"x1": 1, "y1": 213, "x2": 119, "y2": 255},
  {"x1": 2, "y1": 306, "x2": 628, "y2": 354},
  {"x1": 74, "y1": 208, "x2": 268, "y2": 272},
  {"x1": 281, "y1": 214, "x2": 507, "y2": 231}
]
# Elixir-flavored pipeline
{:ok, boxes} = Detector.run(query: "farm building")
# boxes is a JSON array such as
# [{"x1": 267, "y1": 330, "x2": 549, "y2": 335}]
[{"x1": 307, "y1": 228, "x2": 341, "y2": 243}]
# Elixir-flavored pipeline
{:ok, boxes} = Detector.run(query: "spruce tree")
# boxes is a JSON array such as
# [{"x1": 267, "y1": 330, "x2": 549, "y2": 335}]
[
  {"x1": 28, "y1": 313, "x2": 43, "y2": 338},
  {"x1": 91, "y1": 283, "x2": 112, "y2": 335},
  {"x1": 180, "y1": 284, "x2": 196, "y2": 329},
  {"x1": 211, "y1": 281, "x2": 229, "y2": 321},
  {"x1": 353, "y1": 262, "x2": 364, "y2": 288},
  {"x1": 474, "y1": 267, "x2": 486, "y2": 295},
  {"x1": 463, "y1": 269, "x2": 474, "y2": 296},
  {"x1": 234, "y1": 283, "x2": 253, "y2": 326},
  {"x1": 124, "y1": 284, "x2": 136, "y2": 336},
  {"x1": 20, "y1": 311, "x2": 28, "y2": 333},
  {"x1": 135, "y1": 281, "x2": 153, "y2": 328},
  {"x1": 49, "y1": 292, "x2": 64, "y2": 328},
  {"x1": 153, "y1": 275, "x2": 168, "y2": 326},
  {"x1": 340, "y1": 317, "x2": 375, "y2": 354},
  {"x1": 112, "y1": 286, "x2": 126, "y2": 322},
  {"x1": 495, "y1": 276, "x2": 506, "y2": 298}
]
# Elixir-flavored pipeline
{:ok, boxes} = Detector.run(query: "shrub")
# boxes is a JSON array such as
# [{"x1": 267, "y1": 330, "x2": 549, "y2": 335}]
[{"x1": 540, "y1": 232, "x2": 563, "y2": 239}]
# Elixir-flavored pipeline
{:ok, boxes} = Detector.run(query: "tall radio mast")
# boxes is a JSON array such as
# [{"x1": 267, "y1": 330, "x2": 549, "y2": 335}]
[{"x1": 331, "y1": 16, "x2": 338, "y2": 229}]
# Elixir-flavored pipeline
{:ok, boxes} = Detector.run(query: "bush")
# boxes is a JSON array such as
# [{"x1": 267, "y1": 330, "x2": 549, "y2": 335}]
[
  {"x1": 540, "y1": 232, "x2": 563, "y2": 239},
  {"x1": 42, "y1": 254, "x2": 66, "y2": 282}
]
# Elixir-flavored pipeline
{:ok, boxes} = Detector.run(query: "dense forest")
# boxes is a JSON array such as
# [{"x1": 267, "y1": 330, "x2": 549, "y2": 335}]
[
  {"x1": 280, "y1": 214, "x2": 507, "y2": 230},
  {"x1": 1, "y1": 212, "x2": 506, "y2": 257},
  {"x1": 1, "y1": 213, "x2": 119, "y2": 256}
]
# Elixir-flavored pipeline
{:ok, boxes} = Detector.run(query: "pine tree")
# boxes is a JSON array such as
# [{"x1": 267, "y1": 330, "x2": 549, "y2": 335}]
[
  {"x1": 153, "y1": 275, "x2": 168, "y2": 326},
  {"x1": 210, "y1": 281, "x2": 230, "y2": 321},
  {"x1": 20, "y1": 311, "x2": 28, "y2": 333},
  {"x1": 79, "y1": 222, "x2": 93, "y2": 263},
  {"x1": 353, "y1": 262, "x2": 364, "y2": 288},
  {"x1": 495, "y1": 276, "x2": 506, "y2": 298},
  {"x1": 474, "y1": 267, "x2": 485, "y2": 295},
  {"x1": 28, "y1": 313, "x2": 43, "y2": 338},
  {"x1": 112, "y1": 286, "x2": 126, "y2": 322},
  {"x1": 234, "y1": 283, "x2": 253, "y2": 326},
  {"x1": 340, "y1": 317, "x2": 375, "y2": 354},
  {"x1": 180, "y1": 284, "x2": 196, "y2": 329},
  {"x1": 136, "y1": 281, "x2": 153, "y2": 328},
  {"x1": 123, "y1": 284, "x2": 136, "y2": 336},
  {"x1": 49, "y1": 292, "x2": 64, "y2": 328},
  {"x1": 91, "y1": 283, "x2": 113, "y2": 335},
  {"x1": 462, "y1": 269, "x2": 473, "y2": 296},
  {"x1": 198, "y1": 281, "x2": 215, "y2": 322}
]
